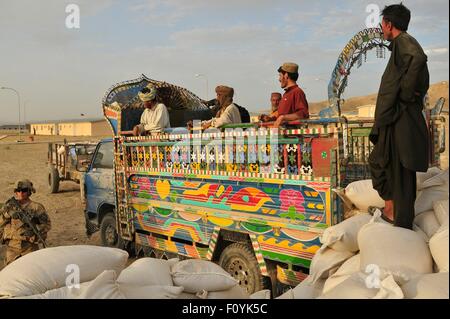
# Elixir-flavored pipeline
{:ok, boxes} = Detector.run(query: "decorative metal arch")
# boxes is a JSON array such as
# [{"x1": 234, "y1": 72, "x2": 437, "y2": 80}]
[
  {"x1": 101, "y1": 74, "x2": 211, "y2": 134},
  {"x1": 320, "y1": 28, "x2": 389, "y2": 118}
]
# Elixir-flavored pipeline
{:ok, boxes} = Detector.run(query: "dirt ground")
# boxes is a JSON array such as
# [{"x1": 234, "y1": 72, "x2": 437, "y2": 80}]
[{"x1": 0, "y1": 134, "x2": 108, "y2": 269}]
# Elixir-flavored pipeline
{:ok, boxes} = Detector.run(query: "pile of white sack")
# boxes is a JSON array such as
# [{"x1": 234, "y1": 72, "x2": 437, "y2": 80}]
[
  {"x1": 0, "y1": 245, "x2": 250, "y2": 299},
  {"x1": 1, "y1": 168, "x2": 447, "y2": 300},
  {"x1": 251, "y1": 167, "x2": 448, "y2": 299}
]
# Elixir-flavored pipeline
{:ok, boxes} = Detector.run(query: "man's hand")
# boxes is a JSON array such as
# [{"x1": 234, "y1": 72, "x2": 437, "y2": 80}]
[
  {"x1": 133, "y1": 125, "x2": 140, "y2": 136},
  {"x1": 259, "y1": 114, "x2": 270, "y2": 122},
  {"x1": 273, "y1": 115, "x2": 285, "y2": 128},
  {"x1": 133, "y1": 125, "x2": 145, "y2": 136},
  {"x1": 202, "y1": 122, "x2": 211, "y2": 130},
  {"x1": 186, "y1": 120, "x2": 193, "y2": 130},
  {"x1": 21, "y1": 228, "x2": 35, "y2": 238}
]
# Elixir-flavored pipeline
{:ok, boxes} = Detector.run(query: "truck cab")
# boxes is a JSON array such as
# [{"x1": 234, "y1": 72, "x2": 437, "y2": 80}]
[{"x1": 82, "y1": 138, "x2": 122, "y2": 248}]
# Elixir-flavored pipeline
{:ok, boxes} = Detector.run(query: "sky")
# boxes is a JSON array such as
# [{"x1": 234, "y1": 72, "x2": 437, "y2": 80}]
[{"x1": 0, "y1": 0, "x2": 448, "y2": 124}]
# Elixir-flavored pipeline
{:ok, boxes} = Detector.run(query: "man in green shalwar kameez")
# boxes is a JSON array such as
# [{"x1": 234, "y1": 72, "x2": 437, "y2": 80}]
[{"x1": 369, "y1": 3, "x2": 429, "y2": 229}]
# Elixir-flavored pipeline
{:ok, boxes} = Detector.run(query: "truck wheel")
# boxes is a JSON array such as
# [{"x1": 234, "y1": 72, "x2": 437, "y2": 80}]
[
  {"x1": 100, "y1": 213, "x2": 124, "y2": 249},
  {"x1": 219, "y1": 242, "x2": 265, "y2": 294},
  {"x1": 48, "y1": 165, "x2": 60, "y2": 193}
]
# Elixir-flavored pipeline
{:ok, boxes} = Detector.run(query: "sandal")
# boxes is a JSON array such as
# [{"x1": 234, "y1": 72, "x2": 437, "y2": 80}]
[{"x1": 368, "y1": 206, "x2": 394, "y2": 224}]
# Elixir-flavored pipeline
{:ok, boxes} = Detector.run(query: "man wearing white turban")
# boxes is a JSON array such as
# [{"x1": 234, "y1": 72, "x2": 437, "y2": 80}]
[{"x1": 133, "y1": 84, "x2": 171, "y2": 135}]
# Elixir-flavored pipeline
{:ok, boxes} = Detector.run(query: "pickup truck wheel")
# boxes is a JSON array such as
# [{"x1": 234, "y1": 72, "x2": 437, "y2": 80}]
[
  {"x1": 100, "y1": 213, "x2": 124, "y2": 249},
  {"x1": 219, "y1": 242, "x2": 265, "y2": 294},
  {"x1": 48, "y1": 165, "x2": 60, "y2": 193}
]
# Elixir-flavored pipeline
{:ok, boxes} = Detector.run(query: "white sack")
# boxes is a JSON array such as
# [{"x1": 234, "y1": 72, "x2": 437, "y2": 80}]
[
  {"x1": 322, "y1": 254, "x2": 360, "y2": 294},
  {"x1": 358, "y1": 222, "x2": 433, "y2": 283},
  {"x1": 433, "y1": 199, "x2": 449, "y2": 226},
  {"x1": 171, "y1": 259, "x2": 238, "y2": 293},
  {"x1": 320, "y1": 213, "x2": 372, "y2": 252},
  {"x1": 117, "y1": 257, "x2": 176, "y2": 287},
  {"x1": 308, "y1": 248, "x2": 354, "y2": 284},
  {"x1": 429, "y1": 227, "x2": 449, "y2": 272},
  {"x1": 401, "y1": 273, "x2": 449, "y2": 299},
  {"x1": 345, "y1": 180, "x2": 385, "y2": 212},
  {"x1": 0, "y1": 245, "x2": 128, "y2": 297},
  {"x1": 415, "y1": 170, "x2": 449, "y2": 215},
  {"x1": 413, "y1": 210, "x2": 441, "y2": 239}
]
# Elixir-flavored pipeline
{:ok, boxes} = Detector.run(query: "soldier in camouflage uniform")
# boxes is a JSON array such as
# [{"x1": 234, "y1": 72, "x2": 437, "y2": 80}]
[{"x1": 0, "y1": 180, "x2": 51, "y2": 265}]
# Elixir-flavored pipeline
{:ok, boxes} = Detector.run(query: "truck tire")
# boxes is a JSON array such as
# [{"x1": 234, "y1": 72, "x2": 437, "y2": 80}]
[
  {"x1": 100, "y1": 213, "x2": 125, "y2": 249},
  {"x1": 219, "y1": 242, "x2": 265, "y2": 294},
  {"x1": 48, "y1": 165, "x2": 60, "y2": 193}
]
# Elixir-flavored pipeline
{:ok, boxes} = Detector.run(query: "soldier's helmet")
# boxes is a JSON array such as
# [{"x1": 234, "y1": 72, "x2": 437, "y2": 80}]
[{"x1": 14, "y1": 179, "x2": 36, "y2": 194}]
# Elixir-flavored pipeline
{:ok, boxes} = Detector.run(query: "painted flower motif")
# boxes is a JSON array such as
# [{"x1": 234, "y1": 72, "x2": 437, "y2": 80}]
[
  {"x1": 200, "y1": 152, "x2": 206, "y2": 161},
  {"x1": 191, "y1": 153, "x2": 197, "y2": 161},
  {"x1": 279, "y1": 189, "x2": 305, "y2": 212},
  {"x1": 218, "y1": 152, "x2": 225, "y2": 163},
  {"x1": 208, "y1": 153, "x2": 215, "y2": 162}
]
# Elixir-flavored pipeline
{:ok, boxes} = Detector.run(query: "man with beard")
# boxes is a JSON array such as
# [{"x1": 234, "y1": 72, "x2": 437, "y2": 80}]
[{"x1": 200, "y1": 85, "x2": 241, "y2": 129}]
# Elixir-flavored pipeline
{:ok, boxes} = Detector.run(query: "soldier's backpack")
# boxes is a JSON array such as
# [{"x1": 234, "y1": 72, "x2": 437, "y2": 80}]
[{"x1": 234, "y1": 103, "x2": 251, "y2": 123}]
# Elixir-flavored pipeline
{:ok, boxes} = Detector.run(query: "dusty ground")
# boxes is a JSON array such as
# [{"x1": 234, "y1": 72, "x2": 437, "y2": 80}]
[{"x1": 0, "y1": 134, "x2": 107, "y2": 269}]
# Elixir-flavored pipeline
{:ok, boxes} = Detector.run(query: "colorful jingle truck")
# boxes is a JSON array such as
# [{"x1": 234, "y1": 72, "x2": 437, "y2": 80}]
[{"x1": 84, "y1": 28, "x2": 446, "y2": 296}]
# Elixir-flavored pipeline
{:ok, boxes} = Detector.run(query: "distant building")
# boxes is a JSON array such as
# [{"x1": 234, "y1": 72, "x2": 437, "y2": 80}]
[
  {"x1": 30, "y1": 118, "x2": 111, "y2": 136},
  {"x1": 356, "y1": 104, "x2": 376, "y2": 118},
  {"x1": 0, "y1": 124, "x2": 30, "y2": 133}
]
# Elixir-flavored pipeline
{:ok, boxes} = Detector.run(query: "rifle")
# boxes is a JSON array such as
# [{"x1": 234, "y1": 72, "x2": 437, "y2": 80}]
[{"x1": 4, "y1": 197, "x2": 47, "y2": 248}]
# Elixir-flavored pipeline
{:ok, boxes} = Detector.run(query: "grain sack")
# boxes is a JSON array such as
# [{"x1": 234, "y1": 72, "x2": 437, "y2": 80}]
[
  {"x1": 344, "y1": 209, "x2": 367, "y2": 220},
  {"x1": 416, "y1": 167, "x2": 442, "y2": 189},
  {"x1": 433, "y1": 199, "x2": 449, "y2": 226},
  {"x1": 322, "y1": 254, "x2": 360, "y2": 294},
  {"x1": 276, "y1": 278, "x2": 325, "y2": 299},
  {"x1": 77, "y1": 270, "x2": 124, "y2": 299},
  {"x1": 401, "y1": 273, "x2": 449, "y2": 299},
  {"x1": 119, "y1": 284, "x2": 184, "y2": 299},
  {"x1": 345, "y1": 180, "x2": 385, "y2": 212},
  {"x1": 429, "y1": 227, "x2": 449, "y2": 272},
  {"x1": 318, "y1": 273, "x2": 377, "y2": 299},
  {"x1": 372, "y1": 275, "x2": 404, "y2": 299},
  {"x1": 320, "y1": 213, "x2": 372, "y2": 252},
  {"x1": 171, "y1": 259, "x2": 238, "y2": 293},
  {"x1": 358, "y1": 222, "x2": 433, "y2": 283},
  {"x1": 0, "y1": 245, "x2": 129, "y2": 297},
  {"x1": 309, "y1": 248, "x2": 354, "y2": 283},
  {"x1": 415, "y1": 170, "x2": 449, "y2": 215},
  {"x1": 413, "y1": 224, "x2": 430, "y2": 243},
  {"x1": 413, "y1": 210, "x2": 441, "y2": 239},
  {"x1": 117, "y1": 257, "x2": 176, "y2": 287},
  {"x1": 13, "y1": 281, "x2": 92, "y2": 299},
  {"x1": 196, "y1": 285, "x2": 249, "y2": 299},
  {"x1": 250, "y1": 289, "x2": 271, "y2": 299}
]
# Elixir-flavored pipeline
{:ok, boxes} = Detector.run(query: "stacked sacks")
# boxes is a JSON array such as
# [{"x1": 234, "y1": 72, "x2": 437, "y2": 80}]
[
  {"x1": 316, "y1": 212, "x2": 408, "y2": 299},
  {"x1": 0, "y1": 245, "x2": 129, "y2": 298},
  {"x1": 6, "y1": 254, "x2": 250, "y2": 299},
  {"x1": 275, "y1": 213, "x2": 376, "y2": 299},
  {"x1": 170, "y1": 259, "x2": 249, "y2": 299}
]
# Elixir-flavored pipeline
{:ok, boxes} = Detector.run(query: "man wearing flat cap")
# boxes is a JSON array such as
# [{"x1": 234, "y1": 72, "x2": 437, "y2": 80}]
[
  {"x1": 133, "y1": 84, "x2": 171, "y2": 135},
  {"x1": 259, "y1": 92, "x2": 282, "y2": 122},
  {"x1": 273, "y1": 62, "x2": 309, "y2": 127},
  {"x1": 201, "y1": 85, "x2": 241, "y2": 129},
  {"x1": 0, "y1": 180, "x2": 51, "y2": 265}
]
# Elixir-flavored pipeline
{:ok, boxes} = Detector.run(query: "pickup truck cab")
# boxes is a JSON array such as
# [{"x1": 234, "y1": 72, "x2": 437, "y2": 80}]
[{"x1": 82, "y1": 138, "x2": 123, "y2": 248}]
